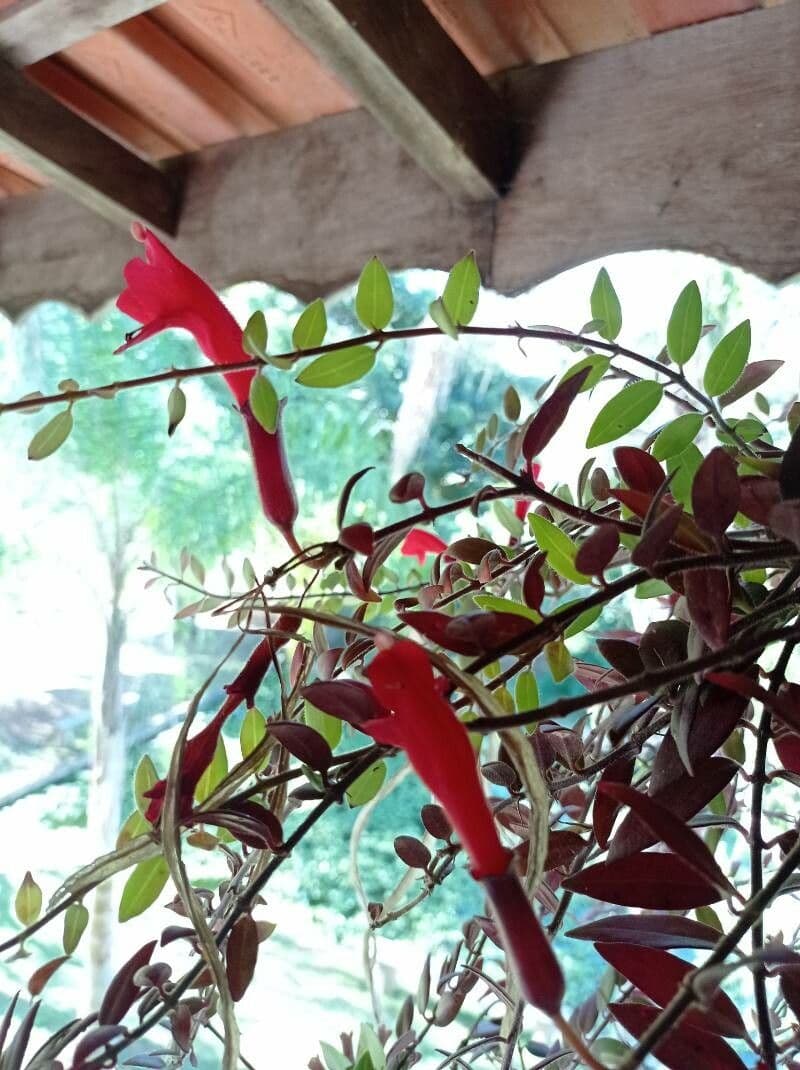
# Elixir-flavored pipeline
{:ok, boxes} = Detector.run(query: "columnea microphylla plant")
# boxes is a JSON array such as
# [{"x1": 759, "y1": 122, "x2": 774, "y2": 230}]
[{"x1": 3, "y1": 233, "x2": 800, "y2": 1070}]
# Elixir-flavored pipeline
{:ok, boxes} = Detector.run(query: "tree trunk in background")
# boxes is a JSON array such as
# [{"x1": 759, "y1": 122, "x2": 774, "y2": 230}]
[
  {"x1": 390, "y1": 340, "x2": 456, "y2": 481},
  {"x1": 87, "y1": 570, "x2": 127, "y2": 1008}
]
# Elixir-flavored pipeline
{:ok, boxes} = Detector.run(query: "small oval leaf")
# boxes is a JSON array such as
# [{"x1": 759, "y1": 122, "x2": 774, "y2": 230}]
[
  {"x1": 667, "y1": 281, "x2": 702, "y2": 365},
  {"x1": 27, "y1": 408, "x2": 73, "y2": 460},
  {"x1": 586, "y1": 382, "x2": 663, "y2": 448},
  {"x1": 295, "y1": 345, "x2": 376, "y2": 389}
]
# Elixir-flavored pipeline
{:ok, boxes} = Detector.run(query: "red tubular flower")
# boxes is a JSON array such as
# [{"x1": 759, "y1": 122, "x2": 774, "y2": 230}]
[
  {"x1": 115, "y1": 225, "x2": 299, "y2": 551},
  {"x1": 354, "y1": 639, "x2": 563, "y2": 1016},
  {"x1": 144, "y1": 613, "x2": 300, "y2": 822},
  {"x1": 399, "y1": 528, "x2": 448, "y2": 564}
]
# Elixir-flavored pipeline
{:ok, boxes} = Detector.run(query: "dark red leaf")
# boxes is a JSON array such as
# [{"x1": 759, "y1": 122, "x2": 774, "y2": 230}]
[
  {"x1": 614, "y1": 756, "x2": 739, "y2": 858},
  {"x1": 394, "y1": 836, "x2": 431, "y2": 869},
  {"x1": 420, "y1": 803, "x2": 451, "y2": 841},
  {"x1": 775, "y1": 732, "x2": 800, "y2": 775},
  {"x1": 593, "y1": 756, "x2": 635, "y2": 849},
  {"x1": 28, "y1": 955, "x2": 69, "y2": 997},
  {"x1": 575, "y1": 525, "x2": 620, "y2": 576},
  {"x1": 562, "y1": 852, "x2": 723, "y2": 909},
  {"x1": 544, "y1": 830, "x2": 586, "y2": 871},
  {"x1": 611, "y1": 487, "x2": 711, "y2": 552},
  {"x1": 596, "y1": 638, "x2": 644, "y2": 679},
  {"x1": 651, "y1": 683, "x2": 748, "y2": 792},
  {"x1": 98, "y1": 941, "x2": 157, "y2": 1025},
  {"x1": 522, "y1": 556, "x2": 545, "y2": 612},
  {"x1": 522, "y1": 367, "x2": 591, "y2": 461},
  {"x1": 71, "y1": 1025, "x2": 125, "y2": 1069},
  {"x1": 344, "y1": 555, "x2": 380, "y2": 603},
  {"x1": 339, "y1": 522, "x2": 375, "y2": 556},
  {"x1": 639, "y1": 619, "x2": 689, "y2": 672},
  {"x1": 610, "y1": 1002, "x2": 746, "y2": 1069},
  {"x1": 599, "y1": 782, "x2": 735, "y2": 896},
  {"x1": 597, "y1": 944, "x2": 746, "y2": 1037},
  {"x1": 302, "y1": 680, "x2": 386, "y2": 726},
  {"x1": 707, "y1": 673, "x2": 800, "y2": 735},
  {"x1": 199, "y1": 801, "x2": 283, "y2": 851},
  {"x1": 719, "y1": 359, "x2": 783, "y2": 407},
  {"x1": 631, "y1": 502, "x2": 684, "y2": 569},
  {"x1": 739, "y1": 476, "x2": 781, "y2": 525},
  {"x1": 780, "y1": 423, "x2": 800, "y2": 500},
  {"x1": 336, "y1": 465, "x2": 374, "y2": 529},
  {"x1": 614, "y1": 446, "x2": 666, "y2": 494},
  {"x1": 481, "y1": 870, "x2": 564, "y2": 1015},
  {"x1": 447, "y1": 537, "x2": 498, "y2": 564},
  {"x1": 0, "y1": 992, "x2": 19, "y2": 1057},
  {"x1": 691, "y1": 448, "x2": 740, "y2": 537},
  {"x1": 770, "y1": 499, "x2": 800, "y2": 548},
  {"x1": 2, "y1": 999, "x2": 38, "y2": 1070},
  {"x1": 398, "y1": 609, "x2": 535, "y2": 657},
  {"x1": 779, "y1": 967, "x2": 800, "y2": 1022},
  {"x1": 684, "y1": 568, "x2": 730, "y2": 650},
  {"x1": 269, "y1": 721, "x2": 332, "y2": 771},
  {"x1": 566, "y1": 913, "x2": 721, "y2": 950},
  {"x1": 363, "y1": 529, "x2": 407, "y2": 588},
  {"x1": 226, "y1": 914, "x2": 258, "y2": 1002},
  {"x1": 390, "y1": 472, "x2": 425, "y2": 504}
]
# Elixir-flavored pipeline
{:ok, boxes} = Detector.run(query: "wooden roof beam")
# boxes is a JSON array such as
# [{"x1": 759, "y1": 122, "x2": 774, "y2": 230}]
[
  {"x1": 0, "y1": 61, "x2": 181, "y2": 233},
  {"x1": 262, "y1": 0, "x2": 514, "y2": 201},
  {"x1": 0, "y1": 0, "x2": 163, "y2": 65}
]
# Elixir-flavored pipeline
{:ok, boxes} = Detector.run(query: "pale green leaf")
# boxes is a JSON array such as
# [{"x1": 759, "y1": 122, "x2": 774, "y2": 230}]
[
  {"x1": 635, "y1": 578, "x2": 672, "y2": 599},
  {"x1": 239, "y1": 706, "x2": 268, "y2": 759},
  {"x1": 515, "y1": 670, "x2": 539, "y2": 714},
  {"x1": 585, "y1": 381, "x2": 663, "y2": 448},
  {"x1": 249, "y1": 372, "x2": 279, "y2": 433},
  {"x1": 295, "y1": 345, "x2": 376, "y2": 389},
  {"x1": 529, "y1": 514, "x2": 587, "y2": 584},
  {"x1": 666, "y1": 281, "x2": 702, "y2": 365},
  {"x1": 667, "y1": 442, "x2": 703, "y2": 508},
  {"x1": 545, "y1": 640, "x2": 573, "y2": 683},
  {"x1": 119, "y1": 855, "x2": 170, "y2": 922},
  {"x1": 195, "y1": 736, "x2": 228, "y2": 804},
  {"x1": 304, "y1": 702, "x2": 342, "y2": 750},
  {"x1": 166, "y1": 383, "x2": 186, "y2": 437},
  {"x1": 116, "y1": 809, "x2": 151, "y2": 849},
  {"x1": 243, "y1": 310, "x2": 268, "y2": 358},
  {"x1": 503, "y1": 385, "x2": 521, "y2": 421},
  {"x1": 428, "y1": 297, "x2": 458, "y2": 339},
  {"x1": 473, "y1": 594, "x2": 540, "y2": 622},
  {"x1": 357, "y1": 1023, "x2": 387, "y2": 1070},
  {"x1": 651, "y1": 413, "x2": 704, "y2": 461},
  {"x1": 292, "y1": 298, "x2": 327, "y2": 350},
  {"x1": 560, "y1": 354, "x2": 610, "y2": 392},
  {"x1": 27, "y1": 408, "x2": 73, "y2": 460},
  {"x1": 590, "y1": 268, "x2": 622, "y2": 341},
  {"x1": 134, "y1": 755, "x2": 159, "y2": 817},
  {"x1": 442, "y1": 252, "x2": 480, "y2": 326},
  {"x1": 703, "y1": 320, "x2": 752, "y2": 397},
  {"x1": 15, "y1": 871, "x2": 42, "y2": 926},
  {"x1": 493, "y1": 500, "x2": 523, "y2": 538},
  {"x1": 355, "y1": 257, "x2": 393, "y2": 330},
  {"x1": 62, "y1": 902, "x2": 90, "y2": 955},
  {"x1": 346, "y1": 761, "x2": 386, "y2": 807},
  {"x1": 320, "y1": 1042, "x2": 350, "y2": 1070}
]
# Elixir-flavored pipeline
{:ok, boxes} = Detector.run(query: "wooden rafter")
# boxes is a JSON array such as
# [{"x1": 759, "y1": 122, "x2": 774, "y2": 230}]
[
  {"x1": 262, "y1": 0, "x2": 514, "y2": 201},
  {"x1": 0, "y1": 0, "x2": 162, "y2": 65},
  {"x1": 0, "y1": 60, "x2": 180, "y2": 232}
]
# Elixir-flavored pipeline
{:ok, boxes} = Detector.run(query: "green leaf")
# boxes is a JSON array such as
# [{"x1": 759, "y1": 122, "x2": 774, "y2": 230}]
[
  {"x1": 243, "y1": 558, "x2": 258, "y2": 587},
  {"x1": 635, "y1": 578, "x2": 672, "y2": 599},
  {"x1": 356, "y1": 257, "x2": 393, "y2": 330},
  {"x1": 442, "y1": 252, "x2": 480, "y2": 326},
  {"x1": 27, "y1": 408, "x2": 73, "y2": 460},
  {"x1": 667, "y1": 442, "x2": 703, "y2": 509},
  {"x1": 195, "y1": 736, "x2": 228, "y2": 804},
  {"x1": 357, "y1": 1022, "x2": 386, "y2": 1070},
  {"x1": 590, "y1": 268, "x2": 622, "y2": 341},
  {"x1": 666, "y1": 281, "x2": 702, "y2": 365},
  {"x1": 651, "y1": 412, "x2": 704, "y2": 461},
  {"x1": 62, "y1": 902, "x2": 90, "y2": 955},
  {"x1": 346, "y1": 760, "x2": 386, "y2": 807},
  {"x1": 560, "y1": 354, "x2": 610, "y2": 392},
  {"x1": 493, "y1": 500, "x2": 523, "y2": 539},
  {"x1": 545, "y1": 640, "x2": 574, "y2": 683},
  {"x1": 296, "y1": 345, "x2": 376, "y2": 389},
  {"x1": 292, "y1": 298, "x2": 327, "y2": 350},
  {"x1": 243, "y1": 310, "x2": 268, "y2": 358},
  {"x1": 320, "y1": 1042, "x2": 350, "y2": 1070},
  {"x1": 240, "y1": 707, "x2": 268, "y2": 759},
  {"x1": 703, "y1": 320, "x2": 751, "y2": 397},
  {"x1": 15, "y1": 871, "x2": 42, "y2": 926},
  {"x1": 116, "y1": 809, "x2": 151, "y2": 849},
  {"x1": 473, "y1": 594, "x2": 540, "y2": 622},
  {"x1": 515, "y1": 670, "x2": 539, "y2": 715},
  {"x1": 134, "y1": 755, "x2": 159, "y2": 817},
  {"x1": 503, "y1": 385, "x2": 521, "y2": 421},
  {"x1": 249, "y1": 372, "x2": 279, "y2": 433},
  {"x1": 585, "y1": 381, "x2": 663, "y2": 448},
  {"x1": 166, "y1": 383, "x2": 186, "y2": 437},
  {"x1": 428, "y1": 297, "x2": 458, "y2": 339},
  {"x1": 119, "y1": 855, "x2": 170, "y2": 922},
  {"x1": 304, "y1": 702, "x2": 342, "y2": 750},
  {"x1": 529, "y1": 514, "x2": 587, "y2": 584},
  {"x1": 563, "y1": 600, "x2": 603, "y2": 638}
]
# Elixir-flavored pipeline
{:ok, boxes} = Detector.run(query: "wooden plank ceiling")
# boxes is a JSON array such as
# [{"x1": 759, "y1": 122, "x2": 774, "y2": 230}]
[{"x1": 0, "y1": 0, "x2": 787, "y2": 204}]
